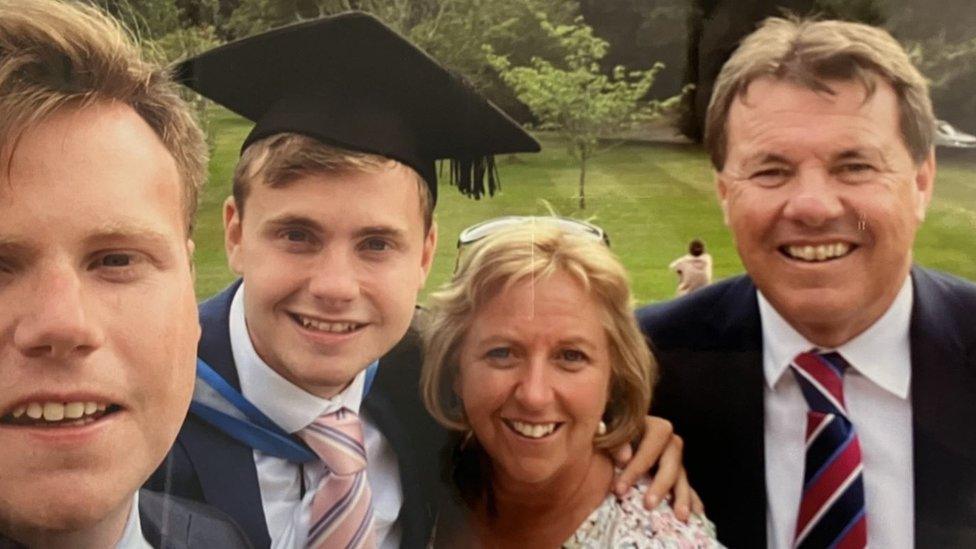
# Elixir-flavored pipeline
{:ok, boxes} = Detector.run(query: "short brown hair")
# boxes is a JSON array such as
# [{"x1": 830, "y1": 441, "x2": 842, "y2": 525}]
[
  {"x1": 233, "y1": 133, "x2": 434, "y2": 232},
  {"x1": 0, "y1": 0, "x2": 207, "y2": 235},
  {"x1": 421, "y1": 220, "x2": 655, "y2": 451},
  {"x1": 705, "y1": 16, "x2": 936, "y2": 170}
]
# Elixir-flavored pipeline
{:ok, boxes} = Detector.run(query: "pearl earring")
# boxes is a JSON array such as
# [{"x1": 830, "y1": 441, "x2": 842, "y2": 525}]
[{"x1": 597, "y1": 421, "x2": 607, "y2": 436}]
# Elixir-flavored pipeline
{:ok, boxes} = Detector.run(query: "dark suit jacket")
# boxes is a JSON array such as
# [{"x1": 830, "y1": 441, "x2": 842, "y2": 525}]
[
  {"x1": 145, "y1": 281, "x2": 447, "y2": 549},
  {"x1": 637, "y1": 267, "x2": 976, "y2": 548},
  {"x1": 0, "y1": 490, "x2": 249, "y2": 549},
  {"x1": 139, "y1": 489, "x2": 252, "y2": 548}
]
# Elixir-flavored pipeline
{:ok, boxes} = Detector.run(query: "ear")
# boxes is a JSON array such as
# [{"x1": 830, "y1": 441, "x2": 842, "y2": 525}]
[
  {"x1": 418, "y1": 220, "x2": 438, "y2": 289},
  {"x1": 223, "y1": 196, "x2": 245, "y2": 275},
  {"x1": 715, "y1": 171, "x2": 731, "y2": 226},
  {"x1": 186, "y1": 238, "x2": 197, "y2": 277},
  {"x1": 913, "y1": 149, "x2": 936, "y2": 223}
]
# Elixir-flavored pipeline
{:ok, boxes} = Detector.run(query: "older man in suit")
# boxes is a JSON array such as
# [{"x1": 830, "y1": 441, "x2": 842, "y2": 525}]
[
  {"x1": 638, "y1": 16, "x2": 976, "y2": 549},
  {"x1": 0, "y1": 1, "x2": 248, "y2": 547}
]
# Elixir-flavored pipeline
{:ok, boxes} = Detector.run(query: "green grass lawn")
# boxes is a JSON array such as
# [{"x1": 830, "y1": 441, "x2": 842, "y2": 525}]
[{"x1": 193, "y1": 108, "x2": 976, "y2": 305}]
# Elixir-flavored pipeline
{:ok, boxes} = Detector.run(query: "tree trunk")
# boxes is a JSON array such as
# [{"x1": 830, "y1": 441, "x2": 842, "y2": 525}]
[{"x1": 578, "y1": 152, "x2": 587, "y2": 210}]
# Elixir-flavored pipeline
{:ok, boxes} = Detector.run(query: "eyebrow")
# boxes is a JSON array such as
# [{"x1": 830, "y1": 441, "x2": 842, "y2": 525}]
[
  {"x1": 266, "y1": 215, "x2": 408, "y2": 239},
  {"x1": 743, "y1": 153, "x2": 792, "y2": 168},
  {"x1": 0, "y1": 237, "x2": 33, "y2": 260},
  {"x1": 83, "y1": 222, "x2": 174, "y2": 249},
  {"x1": 556, "y1": 335, "x2": 600, "y2": 349},
  {"x1": 0, "y1": 223, "x2": 174, "y2": 268},
  {"x1": 832, "y1": 148, "x2": 882, "y2": 162},
  {"x1": 265, "y1": 214, "x2": 325, "y2": 233},
  {"x1": 351, "y1": 225, "x2": 407, "y2": 240}
]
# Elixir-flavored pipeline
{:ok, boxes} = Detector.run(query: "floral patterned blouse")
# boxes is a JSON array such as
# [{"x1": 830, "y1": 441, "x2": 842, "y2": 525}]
[{"x1": 563, "y1": 476, "x2": 723, "y2": 548}]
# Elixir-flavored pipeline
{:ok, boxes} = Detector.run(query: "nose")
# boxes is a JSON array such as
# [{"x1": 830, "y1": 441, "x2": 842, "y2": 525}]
[
  {"x1": 13, "y1": 266, "x2": 105, "y2": 359},
  {"x1": 782, "y1": 167, "x2": 845, "y2": 227},
  {"x1": 307, "y1": 245, "x2": 361, "y2": 304},
  {"x1": 513, "y1": 357, "x2": 553, "y2": 411}
]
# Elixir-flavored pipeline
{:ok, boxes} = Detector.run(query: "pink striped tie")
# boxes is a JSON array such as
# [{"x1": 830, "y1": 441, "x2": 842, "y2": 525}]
[{"x1": 298, "y1": 408, "x2": 376, "y2": 549}]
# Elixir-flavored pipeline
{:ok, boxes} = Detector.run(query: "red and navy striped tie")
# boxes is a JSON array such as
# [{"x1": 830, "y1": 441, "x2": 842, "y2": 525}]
[{"x1": 790, "y1": 351, "x2": 868, "y2": 549}]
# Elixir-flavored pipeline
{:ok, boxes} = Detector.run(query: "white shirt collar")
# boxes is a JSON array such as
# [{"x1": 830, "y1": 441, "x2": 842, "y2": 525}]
[
  {"x1": 116, "y1": 492, "x2": 152, "y2": 549},
  {"x1": 229, "y1": 283, "x2": 366, "y2": 434},
  {"x1": 759, "y1": 274, "x2": 913, "y2": 399}
]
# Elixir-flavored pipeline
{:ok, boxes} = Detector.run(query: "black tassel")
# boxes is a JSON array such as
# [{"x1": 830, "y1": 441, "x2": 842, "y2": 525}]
[{"x1": 448, "y1": 155, "x2": 501, "y2": 200}]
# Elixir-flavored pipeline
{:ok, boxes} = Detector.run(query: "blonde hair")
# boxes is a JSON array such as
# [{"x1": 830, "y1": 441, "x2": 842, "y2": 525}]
[
  {"x1": 705, "y1": 16, "x2": 936, "y2": 170},
  {"x1": 0, "y1": 0, "x2": 207, "y2": 235},
  {"x1": 233, "y1": 133, "x2": 434, "y2": 231},
  {"x1": 421, "y1": 220, "x2": 655, "y2": 450}
]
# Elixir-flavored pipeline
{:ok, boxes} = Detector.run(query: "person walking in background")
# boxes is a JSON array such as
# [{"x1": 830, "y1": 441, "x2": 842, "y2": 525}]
[{"x1": 669, "y1": 239, "x2": 713, "y2": 296}]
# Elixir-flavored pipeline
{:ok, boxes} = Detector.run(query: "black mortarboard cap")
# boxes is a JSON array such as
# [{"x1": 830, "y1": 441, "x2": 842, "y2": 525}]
[{"x1": 175, "y1": 11, "x2": 540, "y2": 203}]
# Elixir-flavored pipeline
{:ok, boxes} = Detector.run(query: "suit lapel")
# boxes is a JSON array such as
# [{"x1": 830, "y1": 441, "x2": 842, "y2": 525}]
[
  {"x1": 362, "y1": 320, "x2": 445, "y2": 549},
  {"x1": 909, "y1": 267, "x2": 976, "y2": 545},
  {"x1": 649, "y1": 276, "x2": 767, "y2": 547},
  {"x1": 189, "y1": 281, "x2": 271, "y2": 548},
  {"x1": 363, "y1": 389, "x2": 429, "y2": 549},
  {"x1": 711, "y1": 277, "x2": 767, "y2": 547}
]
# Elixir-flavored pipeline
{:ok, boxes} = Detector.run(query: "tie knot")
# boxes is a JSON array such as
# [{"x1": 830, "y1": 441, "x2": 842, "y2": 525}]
[
  {"x1": 790, "y1": 351, "x2": 851, "y2": 416},
  {"x1": 299, "y1": 408, "x2": 367, "y2": 475}
]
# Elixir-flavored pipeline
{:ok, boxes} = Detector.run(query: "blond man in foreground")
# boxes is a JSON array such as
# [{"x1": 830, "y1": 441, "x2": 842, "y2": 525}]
[{"x1": 0, "y1": 1, "x2": 248, "y2": 546}]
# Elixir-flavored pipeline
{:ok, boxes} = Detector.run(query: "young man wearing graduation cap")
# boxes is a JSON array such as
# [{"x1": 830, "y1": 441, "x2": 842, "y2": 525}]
[{"x1": 148, "y1": 12, "x2": 695, "y2": 549}]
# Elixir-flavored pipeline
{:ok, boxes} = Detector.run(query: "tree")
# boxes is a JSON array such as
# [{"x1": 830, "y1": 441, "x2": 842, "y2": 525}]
[
  {"x1": 908, "y1": 35, "x2": 976, "y2": 130},
  {"x1": 93, "y1": 0, "x2": 222, "y2": 147},
  {"x1": 487, "y1": 14, "x2": 672, "y2": 209},
  {"x1": 225, "y1": 0, "x2": 429, "y2": 38},
  {"x1": 222, "y1": 0, "x2": 579, "y2": 118},
  {"x1": 409, "y1": 0, "x2": 579, "y2": 118}
]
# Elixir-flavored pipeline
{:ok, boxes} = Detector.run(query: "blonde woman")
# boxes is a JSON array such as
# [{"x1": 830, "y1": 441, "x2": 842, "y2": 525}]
[{"x1": 422, "y1": 218, "x2": 719, "y2": 548}]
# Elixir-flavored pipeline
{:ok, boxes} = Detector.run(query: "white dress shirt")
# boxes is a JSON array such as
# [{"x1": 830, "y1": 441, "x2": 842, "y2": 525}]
[
  {"x1": 230, "y1": 285, "x2": 402, "y2": 549},
  {"x1": 116, "y1": 492, "x2": 152, "y2": 549},
  {"x1": 760, "y1": 276, "x2": 914, "y2": 549}
]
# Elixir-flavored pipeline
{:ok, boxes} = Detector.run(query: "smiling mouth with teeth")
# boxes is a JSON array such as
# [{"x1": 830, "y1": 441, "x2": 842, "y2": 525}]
[
  {"x1": 0, "y1": 401, "x2": 120, "y2": 428},
  {"x1": 780, "y1": 242, "x2": 855, "y2": 263},
  {"x1": 504, "y1": 419, "x2": 563, "y2": 439},
  {"x1": 290, "y1": 313, "x2": 364, "y2": 334}
]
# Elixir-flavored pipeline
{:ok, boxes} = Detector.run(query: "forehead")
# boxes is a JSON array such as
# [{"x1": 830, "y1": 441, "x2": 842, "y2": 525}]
[
  {"x1": 249, "y1": 165, "x2": 426, "y2": 232},
  {"x1": 1, "y1": 103, "x2": 185, "y2": 240},
  {"x1": 473, "y1": 272, "x2": 604, "y2": 332},
  {"x1": 725, "y1": 77, "x2": 904, "y2": 163}
]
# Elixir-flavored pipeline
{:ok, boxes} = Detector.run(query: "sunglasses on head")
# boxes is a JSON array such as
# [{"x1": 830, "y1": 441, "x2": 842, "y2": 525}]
[{"x1": 454, "y1": 216, "x2": 610, "y2": 271}]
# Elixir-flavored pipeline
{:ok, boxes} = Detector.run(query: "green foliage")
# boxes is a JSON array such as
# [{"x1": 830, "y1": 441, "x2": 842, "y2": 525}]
[
  {"x1": 908, "y1": 35, "x2": 976, "y2": 129},
  {"x1": 94, "y1": 0, "x2": 182, "y2": 39},
  {"x1": 409, "y1": 0, "x2": 578, "y2": 114},
  {"x1": 223, "y1": 0, "x2": 578, "y2": 117},
  {"x1": 92, "y1": 1, "x2": 224, "y2": 148},
  {"x1": 486, "y1": 14, "x2": 670, "y2": 208},
  {"x1": 145, "y1": 25, "x2": 221, "y2": 63},
  {"x1": 226, "y1": 0, "x2": 436, "y2": 38}
]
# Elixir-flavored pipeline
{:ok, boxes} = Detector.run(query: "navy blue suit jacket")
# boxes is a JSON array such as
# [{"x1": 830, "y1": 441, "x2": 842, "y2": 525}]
[
  {"x1": 637, "y1": 267, "x2": 976, "y2": 548},
  {"x1": 146, "y1": 281, "x2": 447, "y2": 548},
  {"x1": 138, "y1": 489, "x2": 252, "y2": 548}
]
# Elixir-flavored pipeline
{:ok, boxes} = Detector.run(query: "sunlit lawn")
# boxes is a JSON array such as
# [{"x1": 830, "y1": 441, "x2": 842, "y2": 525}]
[{"x1": 194, "y1": 108, "x2": 976, "y2": 305}]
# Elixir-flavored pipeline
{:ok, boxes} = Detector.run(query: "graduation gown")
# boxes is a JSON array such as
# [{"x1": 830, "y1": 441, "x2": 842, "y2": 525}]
[{"x1": 145, "y1": 281, "x2": 447, "y2": 548}]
